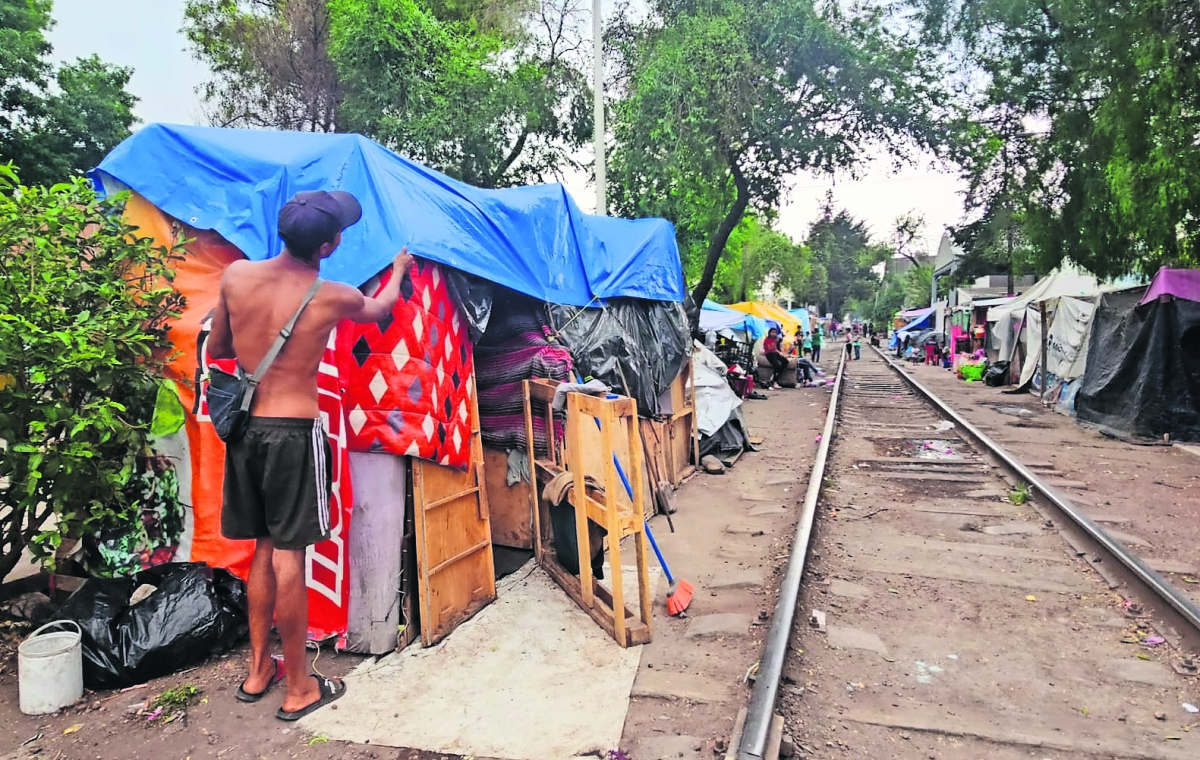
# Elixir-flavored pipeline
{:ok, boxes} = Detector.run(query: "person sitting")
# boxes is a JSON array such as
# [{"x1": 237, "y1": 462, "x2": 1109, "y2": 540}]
[{"x1": 762, "y1": 327, "x2": 788, "y2": 389}]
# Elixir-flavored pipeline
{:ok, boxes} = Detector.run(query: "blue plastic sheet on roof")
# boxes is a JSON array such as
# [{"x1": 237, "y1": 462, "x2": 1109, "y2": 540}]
[
  {"x1": 897, "y1": 308, "x2": 934, "y2": 335},
  {"x1": 90, "y1": 124, "x2": 684, "y2": 306}
]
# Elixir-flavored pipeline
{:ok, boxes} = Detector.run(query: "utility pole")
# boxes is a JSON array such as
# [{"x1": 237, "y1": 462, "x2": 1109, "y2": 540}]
[{"x1": 593, "y1": 0, "x2": 606, "y2": 215}]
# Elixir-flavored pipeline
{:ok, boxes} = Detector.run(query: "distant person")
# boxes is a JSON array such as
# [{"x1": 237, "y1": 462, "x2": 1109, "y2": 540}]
[
  {"x1": 762, "y1": 327, "x2": 788, "y2": 390},
  {"x1": 802, "y1": 330, "x2": 813, "y2": 357},
  {"x1": 924, "y1": 337, "x2": 937, "y2": 365},
  {"x1": 811, "y1": 326, "x2": 823, "y2": 363},
  {"x1": 792, "y1": 326, "x2": 804, "y2": 356},
  {"x1": 853, "y1": 333, "x2": 862, "y2": 360}
]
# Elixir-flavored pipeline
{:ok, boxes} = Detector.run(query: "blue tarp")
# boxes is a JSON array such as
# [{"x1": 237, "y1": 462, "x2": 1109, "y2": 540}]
[
  {"x1": 788, "y1": 309, "x2": 811, "y2": 333},
  {"x1": 897, "y1": 308, "x2": 935, "y2": 335},
  {"x1": 91, "y1": 124, "x2": 684, "y2": 306},
  {"x1": 700, "y1": 301, "x2": 772, "y2": 339}
]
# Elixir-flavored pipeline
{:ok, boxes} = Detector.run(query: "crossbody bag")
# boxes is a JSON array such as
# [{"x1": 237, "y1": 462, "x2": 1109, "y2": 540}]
[{"x1": 206, "y1": 278, "x2": 323, "y2": 443}]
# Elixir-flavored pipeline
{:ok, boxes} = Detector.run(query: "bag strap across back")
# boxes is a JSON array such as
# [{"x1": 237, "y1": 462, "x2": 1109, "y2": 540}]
[{"x1": 237, "y1": 277, "x2": 323, "y2": 410}]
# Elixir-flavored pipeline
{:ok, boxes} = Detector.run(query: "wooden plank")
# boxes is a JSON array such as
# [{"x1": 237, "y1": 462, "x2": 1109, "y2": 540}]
[
  {"x1": 482, "y1": 446, "x2": 533, "y2": 549},
  {"x1": 345, "y1": 452, "x2": 407, "y2": 655},
  {"x1": 411, "y1": 376, "x2": 497, "y2": 646},
  {"x1": 567, "y1": 393, "x2": 596, "y2": 610},
  {"x1": 600, "y1": 400, "x2": 626, "y2": 646}
]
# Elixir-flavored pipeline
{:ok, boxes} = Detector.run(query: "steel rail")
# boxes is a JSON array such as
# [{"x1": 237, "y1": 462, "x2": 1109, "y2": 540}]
[
  {"x1": 736, "y1": 349, "x2": 848, "y2": 760},
  {"x1": 874, "y1": 347, "x2": 1200, "y2": 637}
]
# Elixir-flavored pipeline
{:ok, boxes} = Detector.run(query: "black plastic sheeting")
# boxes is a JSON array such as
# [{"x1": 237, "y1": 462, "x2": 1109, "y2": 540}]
[
  {"x1": 1076, "y1": 293, "x2": 1200, "y2": 442},
  {"x1": 549, "y1": 299, "x2": 690, "y2": 418},
  {"x1": 443, "y1": 267, "x2": 494, "y2": 342},
  {"x1": 54, "y1": 563, "x2": 248, "y2": 690},
  {"x1": 699, "y1": 406, "x2": 753, "y2": 460}
]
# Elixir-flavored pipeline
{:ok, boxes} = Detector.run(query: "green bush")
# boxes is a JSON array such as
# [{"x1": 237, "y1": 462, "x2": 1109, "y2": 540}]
[{"x1": 0, "y1": 165, "x2": 184, "y2": 580}]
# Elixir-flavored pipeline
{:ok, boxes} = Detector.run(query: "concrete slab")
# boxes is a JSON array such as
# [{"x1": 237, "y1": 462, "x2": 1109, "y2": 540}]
[
  {"x1": 852, "y1": 557, "x2": 1090, "y2": 593},
  {"x1": 827, "y1": 625, "x2": 888, "y2": 655},
  {"x1": 748, "y1": 505, "x2": 789, "y2": 517},
  {"x1": 1080, "y1": 513, "x2": 1133, "y2": 525},
  {"x1": 685, "y1": 613, "x2": 752, "y2": 639},
  {"x1": 299, "y1": 563, "x2": 643, "y2": 759},
  {"x1": 827, "y1": 579, "x2": 872, "y2": 599},
  {"x1": 1104, "y1": 658, "x2": 1176, "y2": 688},
  {"x1": 709, "y1": 569, "x2": 766, "y2": 589},
  {"x1": 875, "y1": 472, "x2": 992, "y2": 483},
  {"x1": 981, "y1": 522, "x2": 1043, "y2": 536},
  {"x1": 724, "y1": 524, "x2": 768, "y2": 535},
  {"x1": 963, "y1": 488, "x2": 1009, "y2": 499},
  {"x1": 1106, "y1": 528, "x2": 1153, "y2": 547},
  {"x1": 1144, "y1": 557, "x2": 1199, "y2": 575},
  {"x1": 633, "y1": 734, "x2": 705, "y2": 760},
  {"x1": 631, "y1": 671, "x2": 733, "y2": 703},
  {"x1": 1047, "y1": 479, "x2": 1090, "y2": 490}
]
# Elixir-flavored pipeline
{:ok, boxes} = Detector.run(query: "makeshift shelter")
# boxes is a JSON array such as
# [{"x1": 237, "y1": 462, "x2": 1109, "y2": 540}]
[
  {"x1": 726, "y1": 301, "x2": 800, "y2": 335},
  {"x1": 1075, "y1": 269, "x2": 1200, "y2": 441},
  {"x1": 787, "y1": 309, "x2": 811, "y2": 333},
  {"x1": 985, "y1": 263, "x2": 1106, "y2": 385},
  {"x1": 90, "y1": 124, "x2": 688, "y2": 651}
]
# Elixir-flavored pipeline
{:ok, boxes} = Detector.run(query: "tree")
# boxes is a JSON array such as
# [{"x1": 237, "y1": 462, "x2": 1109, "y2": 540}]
[
  {"x1": 609, "y1": 0, "x2": 958, "y2": 312},
  {"x1": 902, "y1": 264, "x2": 933, "y2": 309},
  {"x1": 0, "y1": 167, "x2": 184, "y2": 579},
  {"x1": 911, "y1": 0, "x2": 1200, "y2": 278},
  {"x1": 186, "y1": 0, "x2": 592, "y2": 188},
  {"x1": 0, "y1": 0, "x2": 137, "y2": 186},
  {"x1": 183, "y1": 0, "x2": 343, "y2": 132},
  {"x1": 801, "y1": 199, "x2": 888, "y2": 318},
  {"x1": 732, "y1": 219, "x2": 812, "y2": 303}
]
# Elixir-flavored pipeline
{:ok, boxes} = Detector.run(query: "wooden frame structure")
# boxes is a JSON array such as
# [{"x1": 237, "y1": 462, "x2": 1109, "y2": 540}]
[
  {"x1": 411, "y1": 375, "x2": 497, "y2": 646},
  {"x1": 523, "y1": 379, "x2": 652, "y2": 647}
]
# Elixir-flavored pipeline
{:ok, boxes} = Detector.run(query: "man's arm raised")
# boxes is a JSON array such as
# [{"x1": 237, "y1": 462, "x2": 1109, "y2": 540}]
[{"x1": 347, "y1": 249, "x2": 415, "y2": 324}]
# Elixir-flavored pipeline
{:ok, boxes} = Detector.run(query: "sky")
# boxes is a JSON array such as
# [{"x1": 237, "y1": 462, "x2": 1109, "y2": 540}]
[{"x1": 47, "y1": 0, "x2": 967, "y2": 258}]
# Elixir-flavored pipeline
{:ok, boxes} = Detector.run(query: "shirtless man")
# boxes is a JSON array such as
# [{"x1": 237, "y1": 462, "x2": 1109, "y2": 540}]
[{"x1": 207, "y1": 189, "x2": 414, "y2": 721}]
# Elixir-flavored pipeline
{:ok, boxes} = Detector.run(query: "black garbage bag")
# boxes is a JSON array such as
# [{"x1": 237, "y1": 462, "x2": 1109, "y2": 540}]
[
  {"x1": 54, "y1": 562, "x2": 248, "y2": 690},
  {"x1": 984, "y1": 360, "x2": 1010, "y2": 387}
]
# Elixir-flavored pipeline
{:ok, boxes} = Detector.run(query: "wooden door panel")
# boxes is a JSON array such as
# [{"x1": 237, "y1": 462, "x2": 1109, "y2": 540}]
[{"x1": 412, "y1": 378, "x2": 496, "y2": 646}]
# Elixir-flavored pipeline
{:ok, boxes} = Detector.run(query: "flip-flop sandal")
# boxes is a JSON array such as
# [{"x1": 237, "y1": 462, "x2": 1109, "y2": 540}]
[
  {"x1": 275, "y1": 676, "x2": 346, "y2": 722},
  {"x1": 235, "y1": 655, "x2": 285, "y2": 703}
]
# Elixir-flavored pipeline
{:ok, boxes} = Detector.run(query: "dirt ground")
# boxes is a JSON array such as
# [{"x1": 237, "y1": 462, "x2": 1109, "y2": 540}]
[
  {"x1": 781, "y1": 349, "x2": 1200, "y2": 760},
  {"x1": 0, "y1": 384, "x2": 828, "y2": 760}
]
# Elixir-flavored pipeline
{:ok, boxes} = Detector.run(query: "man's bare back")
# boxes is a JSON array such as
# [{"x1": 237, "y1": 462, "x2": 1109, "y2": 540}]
[{"x1": 208, "y1": 247, "x2": 413, "y2": 419}]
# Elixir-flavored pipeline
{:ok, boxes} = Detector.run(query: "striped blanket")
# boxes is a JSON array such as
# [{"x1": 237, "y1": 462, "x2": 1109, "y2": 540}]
[{"x1": 475, "y1": 304, "x2": 573, "y2": 452}]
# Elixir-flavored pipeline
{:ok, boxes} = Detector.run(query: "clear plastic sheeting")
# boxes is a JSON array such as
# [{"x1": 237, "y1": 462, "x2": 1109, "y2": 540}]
[
  {"x1": 550, "y1": 300, "x2": 689, "y2": 418},
  {"x1": 92, "y1": 124, "x2": 683, "y2": 305}
]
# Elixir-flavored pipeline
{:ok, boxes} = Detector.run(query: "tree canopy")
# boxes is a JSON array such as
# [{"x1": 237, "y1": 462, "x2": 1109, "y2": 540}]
[
  {"x1": 185, "y1": 0, "x2": 592, "y2": 187},
  {"x1": 608, "y1": 0, "x2": 958, "y2": 311},
  {"x1": 0, "y1": 0, "x2": 137, "y2": 186},
  {"x1": 913, "y1": 0, "x2": 1200, "y2": 279}
]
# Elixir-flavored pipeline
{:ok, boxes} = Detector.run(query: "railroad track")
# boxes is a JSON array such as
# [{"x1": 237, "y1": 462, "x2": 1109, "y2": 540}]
[{"x1": 736, "y1": 347, "x2": 1200, "y2": 760}]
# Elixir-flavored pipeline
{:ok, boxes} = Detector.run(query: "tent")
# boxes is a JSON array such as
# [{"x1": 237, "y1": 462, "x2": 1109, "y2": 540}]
[
  {"x1": 1075, "y1": 269, "x2": 1200, "y2": 441},
  {"x1": 787, "y1": 309, "x2": 811, "y2": 333},
  {"x1": 985, "y1": 263, "x2": 1107, "y2": 384},
  {"x1": 895, "y1": 306, "x2": 935, "y2": 337},
  {"x1": 700, "y1": 300, "x2": 771, "y2": 339},
  {"x1": 90, "y1": 124, "x2": 685, "y2": 646},
  {"x1": 726, "y1": 301, "x2": 800, "y2": 336}
]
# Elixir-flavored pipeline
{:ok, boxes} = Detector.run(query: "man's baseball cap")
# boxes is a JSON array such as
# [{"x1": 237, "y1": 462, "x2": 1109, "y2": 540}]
[{"x1": 278, "y1": 190, "x2": 363, "y2": 252}]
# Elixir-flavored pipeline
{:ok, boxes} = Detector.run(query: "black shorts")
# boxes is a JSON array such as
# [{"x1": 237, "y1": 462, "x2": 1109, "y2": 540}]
[{"x1": 222, "y1": 417, "x2": 332, "y2": 550}]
